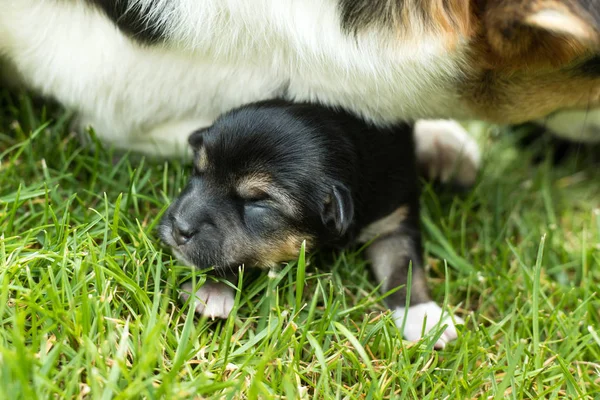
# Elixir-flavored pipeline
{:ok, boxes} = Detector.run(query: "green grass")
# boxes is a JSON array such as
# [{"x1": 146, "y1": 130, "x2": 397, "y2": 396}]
[{"x1": 1, "y1": 89, "x2": 599, "y2": 399}]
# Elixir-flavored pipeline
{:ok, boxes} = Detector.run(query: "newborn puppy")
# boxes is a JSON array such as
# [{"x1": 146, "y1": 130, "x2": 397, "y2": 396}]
[{"x1": 159, "y1": 100, "x2": 463, "y2": 348}]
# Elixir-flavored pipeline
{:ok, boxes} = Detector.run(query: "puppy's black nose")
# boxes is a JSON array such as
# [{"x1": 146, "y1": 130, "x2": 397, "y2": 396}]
[{"x1": 172, "y1": 219, "x2": 197, "y2": 246}]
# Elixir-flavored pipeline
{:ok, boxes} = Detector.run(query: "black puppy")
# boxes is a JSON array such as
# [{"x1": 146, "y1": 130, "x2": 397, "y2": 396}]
[{"x1": 159, "y1": 100, "x2": 463, "y2": 348}]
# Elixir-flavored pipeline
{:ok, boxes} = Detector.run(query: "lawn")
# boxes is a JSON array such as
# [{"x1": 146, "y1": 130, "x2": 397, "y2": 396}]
[{"x1": 1, "y1": 89, "x2": 599, "y2": 399}]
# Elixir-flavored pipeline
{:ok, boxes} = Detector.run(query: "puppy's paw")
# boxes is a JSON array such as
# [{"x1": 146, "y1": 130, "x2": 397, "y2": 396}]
[
  {"x1": 414, "y1": 120, "x2": 481, "y2": 188},
  {"x1": 179, "y1": 281, "x2": 235, "y2": 319},
  {"x1": 393, "y1": 301, "x2": 463, "y2": 349}
]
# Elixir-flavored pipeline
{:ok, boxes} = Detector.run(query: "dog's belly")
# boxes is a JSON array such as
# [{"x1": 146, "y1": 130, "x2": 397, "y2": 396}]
[{"x1": 0, "y1": 0, "x2": 467, "y2": 157}]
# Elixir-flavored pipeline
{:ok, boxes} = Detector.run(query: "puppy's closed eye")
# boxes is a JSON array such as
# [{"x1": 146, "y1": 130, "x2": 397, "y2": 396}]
[{"x1": 240, "y1": 189, "x2": 271, "y2": 203}]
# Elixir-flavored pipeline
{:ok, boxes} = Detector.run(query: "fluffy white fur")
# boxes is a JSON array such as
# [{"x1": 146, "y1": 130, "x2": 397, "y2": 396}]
[
  {"x1": 415, "y1": 120, "x2": 482, "y2": 187},
  {"x1": 0, "y1": 0, "x2": 469, "y2": 156}
]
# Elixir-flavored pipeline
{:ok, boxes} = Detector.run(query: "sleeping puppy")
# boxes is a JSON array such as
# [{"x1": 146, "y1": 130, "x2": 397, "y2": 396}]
[{"x1": 159, "y1": 100, "x2": 463, "y2": 349}]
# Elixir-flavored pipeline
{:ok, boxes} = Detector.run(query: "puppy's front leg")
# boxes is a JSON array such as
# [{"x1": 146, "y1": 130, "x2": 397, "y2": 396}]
[
  {"x1": 364, "y1": 219, "x2": 463, "y2": 349},
  {"x1": 179, "y1": 276, "x2": 237, "y2": 320}
]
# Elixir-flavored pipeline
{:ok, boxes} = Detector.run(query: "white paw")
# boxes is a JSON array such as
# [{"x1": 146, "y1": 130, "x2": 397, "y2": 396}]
[
  {"x1": 414, "y1": 119, "x2": 481, "y2": 187},
  {"x1": 538, "y1": 108, "x2": 600, "y2": 143},
  {"x1": 393, "y1": 301, "x2": 464, "y2": 349},
  {"x1": 179, "y1": 281, "x2": 235, "y2": 319}
]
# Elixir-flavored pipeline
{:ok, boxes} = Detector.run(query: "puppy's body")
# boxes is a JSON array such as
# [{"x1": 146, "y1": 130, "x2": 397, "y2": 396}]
[{"x1": 160, "y1": 100, "x2": 462, "y2": 348}]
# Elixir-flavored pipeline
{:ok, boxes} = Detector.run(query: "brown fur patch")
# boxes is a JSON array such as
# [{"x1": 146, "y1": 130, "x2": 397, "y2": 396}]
[
  {"x1": 340, "y1": 0, "x2": 474, "y2": 46},
  {"x1": 478, "y1": 0, "x2": 599, "y2": 69},
  {"x1": 389, "y1": 0, "x2": 473, "y2": 35},
  {"x1": 423, "y1": 0, "x2": 473, "y2": 37},
  {"x1": 459, "y1": 0, "x2": 600, "y2": 122},
  {"x1": 462, "y1": 69, "x2": 600, "y2": 122},
  {"x1": 395, "y1": 0, "x2": 474, "y2": 47}
]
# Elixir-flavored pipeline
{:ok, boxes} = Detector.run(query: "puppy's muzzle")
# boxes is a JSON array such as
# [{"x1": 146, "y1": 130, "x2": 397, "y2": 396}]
[
  {"x1": 167, "y1": 210, "x2": 216, "y2": 247},
  {"x1": 171, "y1": 216, "x2": 197, "y2": 246}
]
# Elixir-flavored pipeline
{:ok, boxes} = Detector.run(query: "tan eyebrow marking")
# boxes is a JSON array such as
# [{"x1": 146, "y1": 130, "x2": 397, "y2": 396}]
[
  {"x1": 237, "y1": 173, "x2": 272, "y2": 199},
  {"x1": 236, "y1": 173, "x2": 298, "y2": 216},
  {"x1": 196, "y1": 146, "x2": 208, "y2": 172}
]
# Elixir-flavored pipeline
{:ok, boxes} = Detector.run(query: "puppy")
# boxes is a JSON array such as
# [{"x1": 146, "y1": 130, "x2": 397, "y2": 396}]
[{"x1": 159, "y1": 100, "x2": 463, "y2": 349}]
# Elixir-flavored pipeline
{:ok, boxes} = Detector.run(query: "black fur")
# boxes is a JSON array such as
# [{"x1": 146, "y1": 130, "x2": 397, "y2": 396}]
[
  {"x1": 576, "y1": 55, "x2": 600, "y2": 77},
  {"x1": 159, "y1": 100, "x2": 429, "y2": 310},
  {"x1": 338, "y1": 0, "x2": 405, "y2": 33},
  {"x1": 514, "y1": 122, "x2": 600, "y2": 164},
  {"x1": 85, "y1": 0, "x2": 167, "y2": 44}
]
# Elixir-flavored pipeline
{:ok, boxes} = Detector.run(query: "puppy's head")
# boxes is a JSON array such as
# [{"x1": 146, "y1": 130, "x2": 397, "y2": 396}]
[{"x1": 159, "y1": 102, "x2": 355, "y2": 271}]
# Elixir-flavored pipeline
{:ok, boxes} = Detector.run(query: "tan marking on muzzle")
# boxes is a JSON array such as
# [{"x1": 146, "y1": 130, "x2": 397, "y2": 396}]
[{"x1": 255, "y1": 234, "x2": 314, "y2": 268}]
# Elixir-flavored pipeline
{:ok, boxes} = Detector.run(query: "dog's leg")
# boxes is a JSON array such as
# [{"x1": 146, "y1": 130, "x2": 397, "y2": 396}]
[
  {"x1": 362, "y1": 214, "x2": 463, "y2": 349},
  {"x1": 414, "y1": 120, "x2": 481, "y2": 188},
  {"x1": 179, "y1": 278, "x2": 236, "y2": 319},
  {"x1": 537, "y1": 108, "x2": 600, "y2": 143},
  {"x1": 76, "y1": 116, "x2": 212, "y2": 159}
]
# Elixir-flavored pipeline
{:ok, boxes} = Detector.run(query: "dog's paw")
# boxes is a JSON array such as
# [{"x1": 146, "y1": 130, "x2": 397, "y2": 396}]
[
  {"x1": 179, "y1": 281, "x2": 235, "y2": 319},
  {"x1": 414, "y1": 119, "x2": 481, "y2": 188},
  {"x1": 393, "y1": 301, "x2": 463, "y2": 349}
]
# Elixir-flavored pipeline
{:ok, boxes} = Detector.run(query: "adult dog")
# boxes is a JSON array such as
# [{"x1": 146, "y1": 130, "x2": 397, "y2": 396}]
[{"x1": 1, "y1": 0, "x2": 599, "y2": 160}]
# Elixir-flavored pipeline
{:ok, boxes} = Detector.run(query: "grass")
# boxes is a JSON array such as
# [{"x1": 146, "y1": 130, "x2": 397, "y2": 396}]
[{"x1": 1, "y1": 89, "x2": 599, "y2": 399}]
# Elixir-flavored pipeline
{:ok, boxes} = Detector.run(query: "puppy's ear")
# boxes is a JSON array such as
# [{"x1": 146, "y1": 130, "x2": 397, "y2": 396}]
[
  {"x1": 321, "y1": 184, "x2": 354, "y2": 236},
  {"x1": 188, "y1": 128, "x2": 209, "y2": 149}
]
